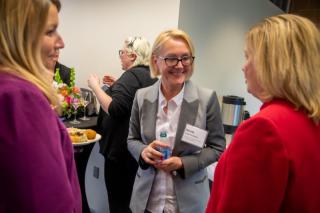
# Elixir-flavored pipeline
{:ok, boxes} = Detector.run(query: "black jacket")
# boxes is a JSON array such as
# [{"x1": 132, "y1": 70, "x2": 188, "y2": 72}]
[
  {"x1": 54, "y1": 62, "x2": 71, "y2": 86},
  {"x1": 97, "y1": 65, "x2": 157, "y2": 162}
]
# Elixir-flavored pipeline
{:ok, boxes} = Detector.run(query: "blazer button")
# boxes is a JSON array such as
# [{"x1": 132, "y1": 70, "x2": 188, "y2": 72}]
[{"x1": 172, "y1": 171, "x2": 177, "y2": 176}]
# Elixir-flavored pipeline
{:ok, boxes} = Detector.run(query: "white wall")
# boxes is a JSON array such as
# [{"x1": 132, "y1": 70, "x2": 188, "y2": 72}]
[
  {"x1": 59, "y1": 0, "x2": 282, "y2": 115},
  {"x1": 58, "y1": 0, "x2": 180, "y2": 88},
  {"x1": 178, "y1": 0, "x2": 282, "y2": 115}
]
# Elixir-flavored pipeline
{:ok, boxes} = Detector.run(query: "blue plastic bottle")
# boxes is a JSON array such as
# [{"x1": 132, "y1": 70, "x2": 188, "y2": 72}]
[{"x1": 159, "y1": 131, "x2": 171, "y2": 160}]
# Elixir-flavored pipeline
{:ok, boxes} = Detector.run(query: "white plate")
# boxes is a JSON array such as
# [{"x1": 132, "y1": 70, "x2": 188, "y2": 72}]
[{"x1": 72, "y1": 133, "x2": 101, "y2": 146}]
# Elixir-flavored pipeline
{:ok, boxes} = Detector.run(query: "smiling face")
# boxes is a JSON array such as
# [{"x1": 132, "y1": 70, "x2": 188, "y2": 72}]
[
  {"x1": 242, "y1": 45, "x2": 265, "y2": 101},
  {"x1": 153, "y1": 38, "x2": 193, "y2": 93},
  {"x1": 41, "y1": 4, "x2": 64, "y2": 71}
]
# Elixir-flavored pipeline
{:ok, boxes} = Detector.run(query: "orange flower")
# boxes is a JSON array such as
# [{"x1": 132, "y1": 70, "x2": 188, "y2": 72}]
[
  {"x1": 59, "y1": 88, "x2": 69, "y2": 97},
  {"x1": 72, "y1": 86, "x2": 81, "y2": 94}
]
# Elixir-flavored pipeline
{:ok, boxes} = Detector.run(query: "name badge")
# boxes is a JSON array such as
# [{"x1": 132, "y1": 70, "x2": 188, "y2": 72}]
[{"x1": 181, "y1": 124, "x2": 208, "y2": 148}]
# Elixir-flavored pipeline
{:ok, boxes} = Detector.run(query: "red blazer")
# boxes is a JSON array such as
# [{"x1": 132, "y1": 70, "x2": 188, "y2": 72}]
[{"x1": 206, "y1": 99, "x2": 320, "y2": 213}]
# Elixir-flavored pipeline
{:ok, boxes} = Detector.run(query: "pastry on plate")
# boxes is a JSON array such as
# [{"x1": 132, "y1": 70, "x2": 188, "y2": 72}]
[
  {"x1": 85, "y1": 129, "x2": 97, "y2": 140},
  {"x1": 67, "y1": 128, "x2": 88, "y2": 143}
]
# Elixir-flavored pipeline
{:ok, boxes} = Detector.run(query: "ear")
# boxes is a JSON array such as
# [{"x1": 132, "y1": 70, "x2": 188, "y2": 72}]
[
  {"x1": 151, "y1": 54, "x2": 158, "y2": 65},
  {"x1": 129, "y1": 53, "x2": 137, "y2": 62}
]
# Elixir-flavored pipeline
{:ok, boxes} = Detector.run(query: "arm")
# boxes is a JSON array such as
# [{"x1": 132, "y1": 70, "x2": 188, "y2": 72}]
[
  {"x1": 181, "y1": 91, "x2": 226, "y2": 178},
  {"x1": 88, "y1": 74, "x2": 113, "y2": 113},
  {"x1": 89, "y1": 72, "x2": 141, "y2": 117},
  {"x1": 127, "y1": 92, "x2": 148, "y2": 165},
  {"x1": 207, "y1": 117, "x2": 289, "y2": 212},
  {"x1": 0, "y1": 89, "x2": 78, "y2": 212}
]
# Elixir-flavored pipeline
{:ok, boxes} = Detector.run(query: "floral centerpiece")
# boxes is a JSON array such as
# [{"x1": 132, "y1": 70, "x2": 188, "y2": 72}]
[{"x1": 53, "y1": 68, "x2": 82, "y2": 119}]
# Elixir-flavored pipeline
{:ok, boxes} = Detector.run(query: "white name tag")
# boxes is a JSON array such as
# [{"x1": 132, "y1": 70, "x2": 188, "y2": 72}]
[{"x1": 181, "y1": 124, "x2": 208, "y2": 148}]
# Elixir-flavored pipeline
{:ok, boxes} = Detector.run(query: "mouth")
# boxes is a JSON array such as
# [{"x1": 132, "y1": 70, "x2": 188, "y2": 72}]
[{"x1": 169, "y1": 69, "x2": 185, "y2": 76}]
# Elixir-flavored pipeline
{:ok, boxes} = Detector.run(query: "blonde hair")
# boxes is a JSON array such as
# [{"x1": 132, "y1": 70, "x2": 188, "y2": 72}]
[
  {"x1": 124, "y1": 36, "x2": 151, "y2": 67},
  {"x1": 246, "y1": 14, "x2": 320, "y2": 123},
  {"x1": 0, "y1": 0, "x2": 59, "y2": 108},
  {"x1": 150, "y1": 29, "x2": 195, "y2": 78}
]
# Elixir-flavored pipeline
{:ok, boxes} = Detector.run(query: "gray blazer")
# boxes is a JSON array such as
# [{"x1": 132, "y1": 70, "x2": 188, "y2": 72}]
[{"x1": 127, "y1": 80, "x2": 226, "y2": 213}]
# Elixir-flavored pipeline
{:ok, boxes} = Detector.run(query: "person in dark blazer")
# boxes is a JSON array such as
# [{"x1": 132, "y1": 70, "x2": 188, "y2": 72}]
[
  {"x1": 127, "y1": 29, "x2": 226, "y2": 213},
  {"x1": 206, "y1": 14, "x2": 320, "y2": 212},
  {"x1": 88, "y1": 36, "x2": 157, "y2": 213},
  {"x1": 54, "y1": 61, "x2": 71, "y2": 86}
]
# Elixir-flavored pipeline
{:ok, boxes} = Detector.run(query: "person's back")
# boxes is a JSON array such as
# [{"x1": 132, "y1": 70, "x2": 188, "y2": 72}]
[
  {"x1": 258, "y1": 100, "x2": 320, "y2": 212},
  {"x1": 99, "y1": 65, "x2": 156, "y2": 159},
  {"x1": 89, "y1": 36, "x2": 157, "y2": 213}
]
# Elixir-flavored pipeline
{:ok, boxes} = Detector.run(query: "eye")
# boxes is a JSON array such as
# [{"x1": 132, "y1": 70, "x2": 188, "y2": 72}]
[
  {"x1": 181, "y1": 56, "x2": 191, "y2": 61},
  {"x1": 45, "y1": 26, "x2": 57, "y2": 36},
  {"x1": 46, "y1": 30, "x2": 55, "y2": 36},
  {"x1": 166, "y1": 58, "x2": 178, "y2": 63}
]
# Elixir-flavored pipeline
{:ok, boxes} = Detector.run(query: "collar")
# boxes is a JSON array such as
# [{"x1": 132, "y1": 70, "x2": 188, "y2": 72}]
[{"x1": 158, "y1": 82, "x2": 185, "y2": 108}]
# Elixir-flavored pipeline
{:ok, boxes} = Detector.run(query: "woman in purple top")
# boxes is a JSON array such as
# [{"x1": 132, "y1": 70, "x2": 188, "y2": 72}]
[{"x1": 0, "y1": 0, "x2": 81, "y2": 212}]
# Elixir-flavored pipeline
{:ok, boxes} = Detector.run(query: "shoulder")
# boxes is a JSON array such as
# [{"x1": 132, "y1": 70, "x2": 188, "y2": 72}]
[
  {"x1": 185, "y1": 80, "x2": 217, "y2": 104},
  {"x1": 129, "y1": 65, "x2": 150, "y2": 73},
  {"x1": 56, "y1": 62, "x2": 71, "y2": 73},
  {"x1": 255, "y1": 99, "x2": 306, "y2": 127},
  {"x1": 234, "y1": 102, "x2": 288, "y2": 147},
  {"x1": 136, "y1": 80, "x2": 158, "y2": 96},
  {"x1": 118, "y1": 66, "x2": 148, "y2": 81},
  {"x1": 0, "y1": 73, "x2": 44, "y2": 99},
  {"x1": 134, "y1": 80, "x2": 159, "y2": 106}
]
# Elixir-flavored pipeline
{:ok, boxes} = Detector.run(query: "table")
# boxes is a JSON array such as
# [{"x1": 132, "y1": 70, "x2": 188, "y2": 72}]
[
  {"x1": 63, "y1": 116, "x2": 98, "y2": 129},
  {"x1": 64, "y1": 116, "x2": 98, "y2": 213}
]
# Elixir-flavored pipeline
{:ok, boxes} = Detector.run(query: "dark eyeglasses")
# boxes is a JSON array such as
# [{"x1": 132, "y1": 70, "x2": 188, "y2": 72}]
[{"x1": 158, "y1": 56, "x2": 195, "y2": 67}]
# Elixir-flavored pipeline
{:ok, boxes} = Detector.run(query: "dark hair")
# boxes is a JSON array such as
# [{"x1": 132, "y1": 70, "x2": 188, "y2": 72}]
[{"x1": 50, "y1": 0, "x2": 61, "y2": 11}]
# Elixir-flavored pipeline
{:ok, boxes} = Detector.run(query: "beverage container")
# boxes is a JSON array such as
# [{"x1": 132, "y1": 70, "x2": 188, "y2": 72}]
[
  {"x1": 159, "y1": 131, "x2": 171, "y2": 160},
  {"x1": 221, "y1": 95, "x2": 249, "y2": 147}
]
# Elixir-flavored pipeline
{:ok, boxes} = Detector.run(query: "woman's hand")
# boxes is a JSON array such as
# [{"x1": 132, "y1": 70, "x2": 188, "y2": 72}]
[
  {"x1": 87, "y1": 74, "x2": 100, "y2": 90},
  {"x1": 103, "y1": 75, "x2": 116, "y2": 86},
  {"x1": 141, "y1": 140, "x2": 168, "y2": 165},
  {"x1": 155, "y1": 157, "x2": 183, "y2": 172},
  {"x1": 141, "y1": 141, "x2": 183, "y2": 172}
]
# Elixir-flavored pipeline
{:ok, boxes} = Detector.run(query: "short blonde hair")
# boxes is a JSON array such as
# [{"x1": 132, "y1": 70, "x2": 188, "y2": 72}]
[
  {"x1": 124, "y1": 36, "x2": 151, "y2": 67},
  {"x1": 246, "y1": 14, "x2": 320, "y2": 123},
  {"x1": 150, "y1": 29, "x2": 195, "y2": 78},
  {"x1": 0, "y1": 0, "x2": 59, "y2": 108}
]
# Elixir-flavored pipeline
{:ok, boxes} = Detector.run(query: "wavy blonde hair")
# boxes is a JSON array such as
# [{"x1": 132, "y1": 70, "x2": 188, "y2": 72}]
[
  {"x1": 150, "y1": 29, "x2": 195, "y2": 78},
  {"x1": 0, "y1": 0, "x2": 59, "y2": 108},
  {"x1": 246, "y1": 14, "x2": 320, "y2": 123}
]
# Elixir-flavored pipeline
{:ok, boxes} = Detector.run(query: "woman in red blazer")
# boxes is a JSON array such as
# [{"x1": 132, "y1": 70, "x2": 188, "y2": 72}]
[{"x1": 206, "y1": 14, "x2": 320, "y2": 213}]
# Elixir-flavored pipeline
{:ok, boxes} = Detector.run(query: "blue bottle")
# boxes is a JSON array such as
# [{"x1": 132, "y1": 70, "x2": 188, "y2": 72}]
[{"x1": 159, "y1": 131, "x2": 171, "y2": 160}]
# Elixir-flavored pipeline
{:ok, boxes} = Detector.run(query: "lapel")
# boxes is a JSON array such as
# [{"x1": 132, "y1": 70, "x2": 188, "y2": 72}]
[
  {"x1": 173, "y1": 81, "x2": 199, "y2": 154},
  {"x1": 141, "y1": 81, "x2": 160, "y2": 142}
]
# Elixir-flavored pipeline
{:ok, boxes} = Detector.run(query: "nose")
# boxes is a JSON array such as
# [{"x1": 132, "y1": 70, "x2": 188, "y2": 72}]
[
  {"x1": 56, "y1": 34, "x2": 65, "y2": 49},
  {"x1": 175, "y1": 60, "x2": 184, "y2": 68}
]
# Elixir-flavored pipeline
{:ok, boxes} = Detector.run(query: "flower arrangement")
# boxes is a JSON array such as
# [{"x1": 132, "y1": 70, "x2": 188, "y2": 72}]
[{"x1": 54, "y1": 67, "x2": 82, "y2": 118}]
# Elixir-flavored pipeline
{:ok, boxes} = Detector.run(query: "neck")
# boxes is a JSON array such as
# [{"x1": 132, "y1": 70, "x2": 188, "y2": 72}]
[{"x1": 161, "y1": 81, "x2": 183, "y2": 101}]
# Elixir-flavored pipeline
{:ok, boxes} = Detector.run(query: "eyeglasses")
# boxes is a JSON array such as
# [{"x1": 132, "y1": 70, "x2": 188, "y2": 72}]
[
  {"x1": 118, "y1": 49, "x2": 125, "y2": 56},
  {"x1": 158, "y1": 56, "x2": 195, "y2": 67}
]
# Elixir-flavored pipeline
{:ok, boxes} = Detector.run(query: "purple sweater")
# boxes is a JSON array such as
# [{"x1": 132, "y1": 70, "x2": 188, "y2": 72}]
[{"x1": 0, "y1": 73, "x2": 82, "y2": 212}]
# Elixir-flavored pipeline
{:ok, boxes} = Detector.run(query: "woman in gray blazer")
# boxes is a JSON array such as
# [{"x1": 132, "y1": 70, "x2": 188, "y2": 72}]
[{"x1": 127, "y1": 29, "x2": 226, "y2": 213}]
